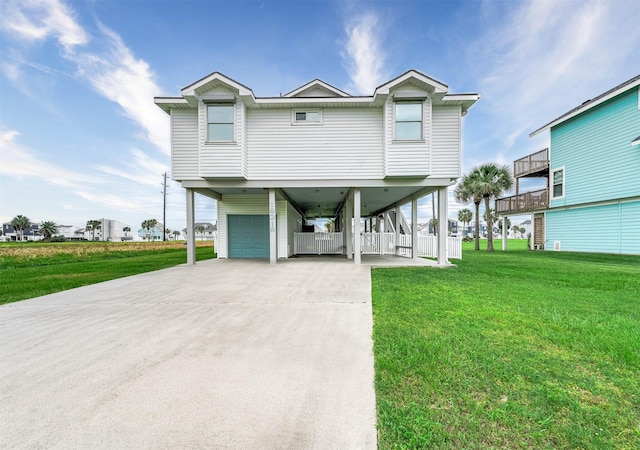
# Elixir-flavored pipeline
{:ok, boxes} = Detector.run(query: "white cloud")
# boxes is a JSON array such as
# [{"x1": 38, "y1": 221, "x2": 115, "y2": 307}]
[
  {"x1": 342, "y1": 11, "x2": 386, "y2": 95},
  {"x1": 471, "y1": 0, "x2": 640, "y2": 153},
  {"x1": 71, "y1": 23, "x2": 170, "y2": 154},
  {"x1": 75, "y1": 191, "x2": 145, "y2": 212},
  {"x1": 0, "y1": 0, "x2": 170, "y2": 155},
  {"x1": 97, "y1": 148, "x2": 169, "y2": 187},
  {"x1": 0, "y1": 0, "x2": 88, "y2": 52},
  {"x1": 0, "y1": 129, "x2": 100, "y2": 188}
]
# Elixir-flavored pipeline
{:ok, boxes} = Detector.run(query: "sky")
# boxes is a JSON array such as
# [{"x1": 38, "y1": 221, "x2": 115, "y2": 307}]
[{"x1": 1, "y1": 0, "x2": 639, "y2": 232}]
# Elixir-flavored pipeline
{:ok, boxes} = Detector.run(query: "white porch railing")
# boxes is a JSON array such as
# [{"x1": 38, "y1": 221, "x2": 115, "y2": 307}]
[
  {"x1": 294, "y1": 232, "x2": 344, "y2": 255},
  {"x1": 361, "y1": 233, "x2": 462, "y2": 259},
  {"x1": 294, "y1": 232, "x2": 462, "y2": 259}
]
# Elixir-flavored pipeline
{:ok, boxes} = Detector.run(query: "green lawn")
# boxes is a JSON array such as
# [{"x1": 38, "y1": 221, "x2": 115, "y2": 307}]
[
  {"x1": 372, "y1": 241, "x2": 640, "y2": 448},
  {"x1": 0, "y1": 242, "x2": 216, "y2": 305}
]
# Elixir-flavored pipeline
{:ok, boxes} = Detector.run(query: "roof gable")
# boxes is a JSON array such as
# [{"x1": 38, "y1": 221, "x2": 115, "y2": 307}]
[
  {"x1": 283, "y1": 79, "x2": 351, "y2": 98},
  {"x1": 374, "y1": 69, "x2": 448, "y2": 97},
  {"x1": 181, "y1": 71, "x2": 254, "y2": 98}
]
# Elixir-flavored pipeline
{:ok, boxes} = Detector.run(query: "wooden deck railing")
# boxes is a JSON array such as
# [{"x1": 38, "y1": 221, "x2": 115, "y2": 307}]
[
  {"x1": 496, "y1": 189, "x2": 549, "y2": 214},
  {"x1": 514, "y1": 148, "x2": 549, "y2": 178}
]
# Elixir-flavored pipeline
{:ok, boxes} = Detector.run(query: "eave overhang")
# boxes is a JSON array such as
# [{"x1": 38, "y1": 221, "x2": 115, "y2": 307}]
[
  {"x1": 154, "y1": 97, "x2": 190, "y2": 114},
  {"x1": 154, "y1": 69, "x2": 479, "y2": 112}
]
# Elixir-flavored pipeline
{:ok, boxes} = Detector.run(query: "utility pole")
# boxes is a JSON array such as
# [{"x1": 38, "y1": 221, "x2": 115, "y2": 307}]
[{"x1": 162, "y1": 172, "x2": 168, "y2": 241}]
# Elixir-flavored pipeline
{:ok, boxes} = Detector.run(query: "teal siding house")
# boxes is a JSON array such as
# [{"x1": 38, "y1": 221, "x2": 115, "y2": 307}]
[{"x1": 497, "y1": 75, "x2": 640, "y2": 255}]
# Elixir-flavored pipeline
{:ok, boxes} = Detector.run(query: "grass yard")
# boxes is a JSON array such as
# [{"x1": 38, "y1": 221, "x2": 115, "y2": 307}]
[
  {"x1": 372, "y1": 240, "x2": 639, "y2": 448},
  {"x1": 0, "y1": 241, "x2": 216, "y2": 305}
]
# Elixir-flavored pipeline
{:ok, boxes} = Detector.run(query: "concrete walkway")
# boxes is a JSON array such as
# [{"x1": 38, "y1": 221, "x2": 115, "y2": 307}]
[{"x1": 0, "y1": 259, "x2": 377, "y2": 449}]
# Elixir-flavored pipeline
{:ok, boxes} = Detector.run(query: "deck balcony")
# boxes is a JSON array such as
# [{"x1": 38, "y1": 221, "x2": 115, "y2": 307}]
[
  {"x1": 514, "y1": 148, "x2": 549, "y2": 178},
  {"x1": 496, "y1": 189, "x2": 548, "y2": 214}
]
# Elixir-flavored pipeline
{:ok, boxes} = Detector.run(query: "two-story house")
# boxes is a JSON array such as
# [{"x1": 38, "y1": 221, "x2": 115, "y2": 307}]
[
  {"x1": 155, "y1": 70, "x2": 478, "y2": 264},
  {"x1": 497, "y1": 74, "x2": 640, "y2": 254}
]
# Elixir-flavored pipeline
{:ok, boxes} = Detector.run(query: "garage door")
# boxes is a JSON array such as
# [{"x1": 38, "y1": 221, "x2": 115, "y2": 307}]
[{"x1": 228, "y1": 215, "x2": 270, "y2": 258}]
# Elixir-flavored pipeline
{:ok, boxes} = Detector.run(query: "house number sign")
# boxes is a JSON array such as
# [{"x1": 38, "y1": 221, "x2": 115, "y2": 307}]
[{"x1": 269, "y1": 201, "x2": 276, "y2": 232}]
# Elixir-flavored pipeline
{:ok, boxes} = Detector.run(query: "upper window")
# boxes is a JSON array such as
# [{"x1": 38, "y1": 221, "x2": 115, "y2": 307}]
[
  {"x1": 395, "y1": 103, "x2": 422, "y2": 140},
  {"x1": 292, "y1": 109, "x2": 322, "y2": 125},
  {"x1": 552, "y1": 168, "x2": 565, "y2": 198},
  {"x1": 207, "y1": 104, "x2": 234, "y2": 141}
]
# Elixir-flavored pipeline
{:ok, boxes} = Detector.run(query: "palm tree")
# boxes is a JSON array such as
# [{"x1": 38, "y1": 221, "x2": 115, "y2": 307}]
[
  {"x1": 86, "y1": 220, "x2": 101, "y2": 241},
  {"x1": 11, "y1": 215, "x2": 30, "y2": 242},
  {"x1": 165, "y1": 228, "x2": 171, "y2": 240},
  {"x1": 457, "y1": 208, "x2": 472, "y2": 236},
  {"x1": 429, "y1": 217, "x2": 438, "y2": 235},
  {"x1": 172, "y1": 230, "x2": 181, "y2": 240},
  {"x1": 469, "y1": 163, "x2": 514, "y2": 252},
  {"x1": 454, "y1": 176, "x2": 482, "y2": 251},
  {"x1": 196, "y1": 225, "x2": 206, "y2": 240},
  {"x1": 39, "y1": 221, "x2": 59, "y2": 242},
  {"x1": 123, "y1": 226, "x2": 131, "y2": 237},
  {"x1": 324, "y1": 218, "x2": 335, "y2": 232},
  {"x1": 141, "y1": 219, "x2": 158, "y2": 241}
]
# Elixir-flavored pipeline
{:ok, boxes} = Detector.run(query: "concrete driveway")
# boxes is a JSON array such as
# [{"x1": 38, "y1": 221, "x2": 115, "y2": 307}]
[{"x1": 0, "y1": 258, "x2": 376, "y2": 449}]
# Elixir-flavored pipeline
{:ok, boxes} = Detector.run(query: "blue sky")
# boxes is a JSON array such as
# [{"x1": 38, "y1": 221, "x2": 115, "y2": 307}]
[{"x1": 1, "y1": 0, "x2": 639, "y2": 232}]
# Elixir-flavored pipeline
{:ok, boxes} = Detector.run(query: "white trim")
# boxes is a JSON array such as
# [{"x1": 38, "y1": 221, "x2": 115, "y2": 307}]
[
  {"x1": 206, "y1": 103, "x2": 235, "y2": 142},
  {"x1": 394, "y1": 101, "x2": 423, "y2": 141},
  {"x1": 291, "y1": 108, "x2": 323, "y2": 125},
  {"x1": 551, "y1": 166, "x2": 566, "y2": 200}
]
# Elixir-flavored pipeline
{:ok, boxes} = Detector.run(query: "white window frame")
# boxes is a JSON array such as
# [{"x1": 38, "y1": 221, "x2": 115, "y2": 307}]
[
  {"x1": 551, "y1": 166, "x2": 565, "y2": 199},
  {"x1": 206, "y1": 103, "x2": 235, "y2": 142},
  {"x1": 292, "y1": 109, "x2": 323, "y2": 125},
  {"x1": 394, "y1": 101, "x2": 424, "y2": 141}
]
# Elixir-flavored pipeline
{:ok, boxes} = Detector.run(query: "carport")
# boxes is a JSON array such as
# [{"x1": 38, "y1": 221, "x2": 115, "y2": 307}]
[{"x1": 183, "y1": 180, "x2": 453, "y2": 266}]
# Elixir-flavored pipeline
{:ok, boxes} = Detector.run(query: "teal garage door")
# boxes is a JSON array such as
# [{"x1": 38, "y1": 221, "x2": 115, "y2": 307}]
[{"x1": 228, "y1": 215, "x2": 270, "y2": 258}]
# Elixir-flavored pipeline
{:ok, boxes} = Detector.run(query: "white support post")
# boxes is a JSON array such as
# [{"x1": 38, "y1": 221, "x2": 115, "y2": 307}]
[
  {"x1": 354, "y1": 188, "x2": 361, "y2": 265},
  {"x1": 437, "y1": 187, "x2": 449, "y2": 266},
  {"x1": 346, "y1": 192, "x2": 353, "y2": 259},
  {"x1": 186, "y1": 188, "x2": 196, "y2": 265},
  {"x1": 502, "y1": 216, "x2": 508, "y2": 251},
  {"x1": 411, "y1": 198, "x2": 418, "y2": 259},
  {"x1": 394, "y1": 204, "x2": 400, "y2": 256},
  {"x1": 269, "y1": 188, "x2": 277, "y2": 264}
]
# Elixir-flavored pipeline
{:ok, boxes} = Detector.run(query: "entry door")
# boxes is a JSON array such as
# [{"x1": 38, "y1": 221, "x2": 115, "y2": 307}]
[{"x1": 228, "y1": 215, "x2": 270, "y2": 258}]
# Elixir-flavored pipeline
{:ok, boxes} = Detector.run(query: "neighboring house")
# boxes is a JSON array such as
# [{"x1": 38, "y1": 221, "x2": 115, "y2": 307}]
[
  {"x1": 497, "y1": 74, "x2": 640, "y2": 254},
  {"x1": 138, "y1": 222, "x2": 165, "y2": 241},
  {"x1": 85, "y1": 219, "x2": 131, "y2": 241},
  {"x1": 57, "y1": 225, "x2": 79, "y2": 240},
  {"x1": 2, "y1": 222, "x2": 41, "y2": 241},
  {"x1": 183, "y1": 222, "x2": 217, "y2": 240},
  {"x1": 74, "y1": 228, "x2": 86, "y2": 240},
  {"x1": 155, "y1": 70, "x2": 479, "y2": 264},
  {"x1": 417, "y1": 219, "x2": 458, "y2": 236}
]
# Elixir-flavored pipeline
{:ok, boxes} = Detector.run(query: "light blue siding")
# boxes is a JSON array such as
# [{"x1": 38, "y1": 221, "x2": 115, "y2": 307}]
[
  {"x1": 550, "y1": 88, "x2": 640, "y2": 208},
  {"x1": 546, "y1": 200, "x2": 640, "y2": 255}
]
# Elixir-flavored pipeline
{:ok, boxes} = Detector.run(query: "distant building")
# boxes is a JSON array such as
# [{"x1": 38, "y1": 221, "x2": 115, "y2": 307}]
[
  {"x1": 417, "y1": 219, "x2": 458, "y2": 236},
  {"x1": 138, "y1": 222, "x2": 165, "y2": 241},
  {"x1": 2, "y1": 222, "x2": 41, "y2": 241},
  {"x1": 85, "y1": 219, "x2": 131, "y2": 241},
  {"x1": 182, "y1": 222, "x2": 217, "y2": 241}
]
